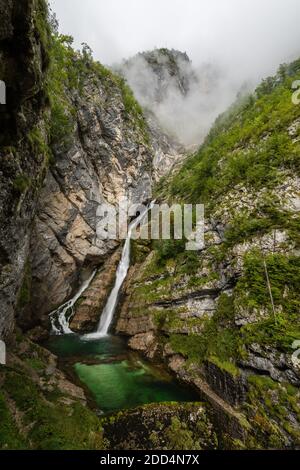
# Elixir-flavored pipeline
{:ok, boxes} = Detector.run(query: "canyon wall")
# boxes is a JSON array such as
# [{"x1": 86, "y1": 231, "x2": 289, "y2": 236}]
[
  {"x1": 0, "y1": 0, "x2": 51, "y2": 340},
  {"x1": 116, "y1": 65, "x2": 300, "y2": 447}
]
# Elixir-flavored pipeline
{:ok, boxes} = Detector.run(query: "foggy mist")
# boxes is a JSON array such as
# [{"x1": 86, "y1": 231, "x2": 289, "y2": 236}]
[
  {"x1": 117, "y1": 51, "x2": 241, "y2": 146},
  {"x1": 49, "y1": 0, "x2": 300, "y2": 146}
]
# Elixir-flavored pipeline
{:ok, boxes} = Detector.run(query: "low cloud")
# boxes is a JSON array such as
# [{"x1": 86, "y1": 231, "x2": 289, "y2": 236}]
[
  {"x1": 49, "y1": 0, "x2": 300, "y2": 145},
  {"x1": 117, "y1": 51, "x2": 245, "y2": 146}
]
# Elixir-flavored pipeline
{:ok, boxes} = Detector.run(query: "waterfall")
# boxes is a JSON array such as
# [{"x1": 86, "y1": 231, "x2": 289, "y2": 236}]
[
  {"x1": 83, "y1": 203, "x2": 153, "y2": 340},
  {"x1": 50, "y1": 270, "x2": 96, "y2": 335}
]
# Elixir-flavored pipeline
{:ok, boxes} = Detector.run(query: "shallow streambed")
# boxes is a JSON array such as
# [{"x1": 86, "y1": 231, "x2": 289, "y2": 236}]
[{"x1": 47, "y1": 334, "x2": 198, "y2": 415}]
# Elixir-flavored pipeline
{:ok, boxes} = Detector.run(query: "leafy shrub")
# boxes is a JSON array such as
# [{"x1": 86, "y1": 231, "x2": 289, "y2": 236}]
[{"x1": 154, "y1": 239, "x2": 186, "y2": 266}]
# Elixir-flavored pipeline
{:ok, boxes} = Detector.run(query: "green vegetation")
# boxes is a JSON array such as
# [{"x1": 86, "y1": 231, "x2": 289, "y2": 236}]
[
  {"x1": 246, "y1": 375, "x2": 300, "y2": 447},
  {"x1": 119, "y1": 57, "x2": 300, "y2": 448},
  {"x1": 0, "y1": 337, "x2": 107, "y2": 450},
  {"x1": 28, "y1": 127, "x2": 50, "y2": 156},
  {"x1": 163, "y1": 417, "x2": 203, "y2": 450},
  {"x1": 154, "y1": 239, "x2": 186, "y2": 267},
  {"x1": 153, "y1": 308, "x2": 203, "y2": 332},
  {"x1": 169, "y1": 60, "x2": 300, "y2": 208},
  {"x1": 24, "y1": 357, "x2": 46, "y2": 371},
  {"x1": 34, "y1": 0, "x2": 52, "y2": 68},
  {"x1": 148, "y1": 59, "x2": 300, "y2": 381},
  {"x1": 1, "y1": 368, "x2": 106, "y2": 450},
  {"x1": 168, "y1": 249, "x2": 300, "y2": 365},
  {"x1": 47, "y1": 32, "x2": 149, "y2": 147},
  {"x1": 119, "y1": 80, "x2": 149, "y2": 140},
  {"x1": 209, "y1": 355, "x2": 240, "y2": 377},
  {"x1": 131, "y1": 275, "x2": 176, "y2": 304},
  {"x1": 13, "y1": 175, "x2": 31, "y2": 194},
  {"x1": 236, "y1": 251, "x2": 300, "y2": 350},
  {"x1": 131, "y1": 239, "x2": 151, "y2": 264},
  {"x1": 47, "y1": 34, "x2": 78, "y2": 146},
  {"x1": 17, "y1": 261, "x2": 32, "y2": 310},
  {"x1": 236, "y1": 251, "x2": 300, "y2": 316},
  {"x1": 103, "y1": 402, "x2": 217, "y2": 450},
  {"x1": 241, "y1": 317, "x2": 300, "y2": 353},
  {"x1": 169, "y1": 294, "x2": 241, "y2": 369},
  {"x1": 223, "y1": 201, "x2": 300, "y2": 251},
  {"x1": 0, "y1": 392, "x2": 26, "y2": 450}
]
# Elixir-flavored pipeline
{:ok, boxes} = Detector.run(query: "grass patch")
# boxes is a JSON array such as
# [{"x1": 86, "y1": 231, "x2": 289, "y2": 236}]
[{"x1": 0, "y1": 393, "x2": 26, "y2": 449}]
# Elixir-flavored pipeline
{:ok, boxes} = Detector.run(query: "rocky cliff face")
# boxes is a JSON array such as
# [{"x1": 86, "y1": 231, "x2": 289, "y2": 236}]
[
  {"x1": 120, "y1": 49, "x2": 197, "y2": 103},
  {"x1": 0, "y1": 2, "x2": 197, "y2": 451},
  {"x1": 26, "y1": 42, "x2": 153, "y2": 329},
  {"x1": 116, "y1": 62, "x2": 300, "y2": 448},
  {"x1": 118, "y1": 49, "x2": 192, "y2": 179},
  {"x1": 146, "y1": 110, "x2": 186, "y2": 181},
  {"x1": 0, "y1": 0, "x2": 51, "y2": 340},
  {"x1": 0, "y1": 3, "x2": 100, "y2": 447},
  {"x1": 0, "y1": 2, "x2": 154, "y2": 337},
  {"x1": 25, "y1": 44, "x2": 205, "y2": 332}
]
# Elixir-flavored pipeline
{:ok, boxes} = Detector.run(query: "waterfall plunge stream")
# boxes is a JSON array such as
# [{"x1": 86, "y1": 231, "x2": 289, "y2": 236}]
[
  {"x1": 84, "y1": 203, "x2": 153, "y2": 340},
  {"x1": 50, "y1": 203, "x2": 153, "y2": 338}
]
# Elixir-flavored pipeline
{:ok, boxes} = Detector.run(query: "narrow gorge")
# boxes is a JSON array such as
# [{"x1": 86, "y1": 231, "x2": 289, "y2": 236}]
[{"x1": 0, "y1": 0, "x2": 300, "y2": 451}]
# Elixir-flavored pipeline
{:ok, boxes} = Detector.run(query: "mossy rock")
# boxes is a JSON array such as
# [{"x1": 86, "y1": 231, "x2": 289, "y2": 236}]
[{"x1": 101, "y1": 402, "x2": 218, "y2": 450}]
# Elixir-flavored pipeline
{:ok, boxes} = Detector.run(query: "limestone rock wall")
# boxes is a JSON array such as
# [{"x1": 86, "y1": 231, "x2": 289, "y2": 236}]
[
  {"x1": 0, "y1": 0, "x2": 50, "y2": 340},
  {"x1": 29, "y1": 68, "x2": 153, "y2": 325}
]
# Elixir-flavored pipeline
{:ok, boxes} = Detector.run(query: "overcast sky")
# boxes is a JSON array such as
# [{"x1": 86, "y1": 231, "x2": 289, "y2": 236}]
[{"x1": 49, "y1": 0, "x2": 300, "y2": 85}]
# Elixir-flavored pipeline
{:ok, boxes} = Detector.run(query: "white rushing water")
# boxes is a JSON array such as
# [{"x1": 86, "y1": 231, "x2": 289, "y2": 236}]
[
  {"x1": 50, "y1": 270, "x2": 96, "y2": 335},
  {"x1": 83, "y1": 203, "x2": 153, "y2": 341}
]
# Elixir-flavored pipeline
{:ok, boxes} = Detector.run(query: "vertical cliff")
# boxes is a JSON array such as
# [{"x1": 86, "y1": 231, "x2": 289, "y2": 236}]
[{"x1": 0, "y1": 0, "x2": 51, "y2": 340}]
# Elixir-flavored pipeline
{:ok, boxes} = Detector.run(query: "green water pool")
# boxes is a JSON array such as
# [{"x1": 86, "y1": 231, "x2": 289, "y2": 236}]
[{"x1": 47, "y1": 334, "x2": 198, "y2": 414}]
